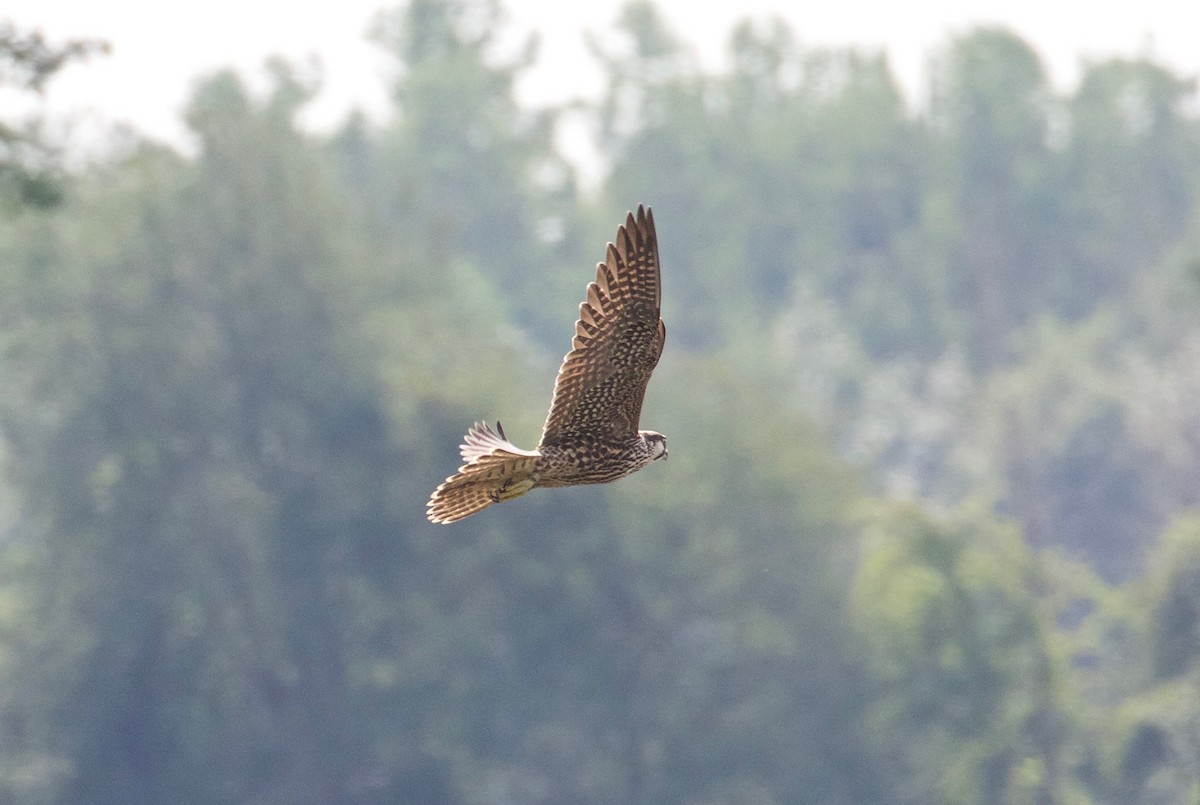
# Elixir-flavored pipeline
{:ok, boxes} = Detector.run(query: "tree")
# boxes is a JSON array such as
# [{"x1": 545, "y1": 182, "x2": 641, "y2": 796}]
[
  {"x1": 1062, "y1": 57, "x2": 1200, "y2": 312},
  {"x1": 597, "y1": 5, "x2": 923, "y2": 355},
  {"x1": 923, "y1": 27, "x2": 1060, "y2": 370},
  {"x1": 956, "y1": 315, "x2": 1162, "y2": 577},
  {"x1": 338, "y1": 0, "x2": 581, "y2": 344},
  {"x1": 385, "y1": 355, "x2": 888, "y2": 804},
  {"x1": 0, "y1": 65, "x2": 400, "y2": 804},
  {"x1": 0, "y1": 21, "x2": 106, "y2": 207},
  {"x1": 6, "y1": 4, "x2": 1200, "y2": 802},
  {"x1": 1099, "y1": 516, "x2": 1200, "y2": 802},
  {"x1": 852, "y1": 504, "x2": 1085, "y2": 804}
]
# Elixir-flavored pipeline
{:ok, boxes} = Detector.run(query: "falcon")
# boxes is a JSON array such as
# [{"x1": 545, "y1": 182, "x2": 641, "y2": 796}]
[{"x1": 427, "y1": 205, "x2": 667, "y2": 524}]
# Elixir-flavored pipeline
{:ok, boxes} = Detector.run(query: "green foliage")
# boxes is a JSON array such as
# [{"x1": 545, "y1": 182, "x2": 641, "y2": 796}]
[
  {"x1": 1, "y1": 68, "x2": 397, "y2": 804},
  {"x1": 924, "y1": 28, "x2": 1063, "y2": 369},
  {"x1": 853, "y1": 505, "x2": 1082, "y2": 804},
  {"x1": 352, "y1": 0, "x2": 581, "y2": 344},
  {"x1": 3, "y1": 1, "x2": 1200, "y2": 802},
  {"x1": 0, "y1": 21, "x2": 107, "y2": 208},
  {"x1": 599, "y1": 10, "x2": 926, "y2": 356},
  {"x1": 960, "y1": 315, "x2": 1161, "y2": 577},
  {"x1": 1142, "y1": 517, "x2": 1200, "y2": 681},
  {"x1": 1087, "y1": 519, "x2": 1200, "y2": 802},
  {"x1": 1064, "y1": 58, "x2": 1200, "y2": 306}
]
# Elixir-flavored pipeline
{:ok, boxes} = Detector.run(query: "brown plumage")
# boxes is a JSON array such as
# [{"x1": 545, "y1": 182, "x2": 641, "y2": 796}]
[{"x1": 427, "y1": 205, "x2": 668, "y2": 524}]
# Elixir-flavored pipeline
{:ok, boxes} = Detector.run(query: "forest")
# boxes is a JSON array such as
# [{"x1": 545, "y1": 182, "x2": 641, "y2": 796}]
[{"x1": 3, "y1": 1, "x2": 1200, "y2": 802}]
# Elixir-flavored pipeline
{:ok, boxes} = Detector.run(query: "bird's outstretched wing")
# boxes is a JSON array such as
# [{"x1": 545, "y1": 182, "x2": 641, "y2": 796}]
[{"x1": 539, "y1": 205, "x2": 665, "y2": 446}]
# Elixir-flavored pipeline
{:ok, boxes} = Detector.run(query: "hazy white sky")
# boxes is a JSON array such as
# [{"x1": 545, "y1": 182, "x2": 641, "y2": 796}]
[{"x1": 5, "y1": 0, "x2": 1199, "y2": 151}]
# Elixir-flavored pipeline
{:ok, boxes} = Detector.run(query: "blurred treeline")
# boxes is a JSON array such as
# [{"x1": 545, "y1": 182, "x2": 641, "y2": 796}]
[{"x1": 3, "y1": 1, "x2": 1200, "y2": 802}]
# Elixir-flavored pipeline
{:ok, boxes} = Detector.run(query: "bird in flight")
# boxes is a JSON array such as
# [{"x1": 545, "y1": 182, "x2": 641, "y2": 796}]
[{"x1": 427, "y1": 205, "x2": 668, "y2": 524}]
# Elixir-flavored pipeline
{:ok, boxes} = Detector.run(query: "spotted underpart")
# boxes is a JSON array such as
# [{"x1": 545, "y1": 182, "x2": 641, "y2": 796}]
[
  {"x1": 426, "y1": 205, "x2": 668, "y2": 524},
  {"x1": 536, "y1": 430, "x2": 664, "y2": 487}
]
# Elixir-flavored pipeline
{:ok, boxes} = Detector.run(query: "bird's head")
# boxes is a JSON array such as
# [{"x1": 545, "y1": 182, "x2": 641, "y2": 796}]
[{"x1": 640, "y1": 430, "x2": 668, "y2": 461}]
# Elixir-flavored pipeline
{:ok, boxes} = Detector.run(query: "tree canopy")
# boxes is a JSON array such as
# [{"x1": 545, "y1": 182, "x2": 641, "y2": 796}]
[{"x1": 3, "y1": 2, "x2": 1200, "y2": 802}]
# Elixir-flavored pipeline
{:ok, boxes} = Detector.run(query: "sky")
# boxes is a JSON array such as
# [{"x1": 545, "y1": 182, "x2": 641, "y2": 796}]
[{"x1": 4, "y1": 0, "x2": 1199, "y2": 163}]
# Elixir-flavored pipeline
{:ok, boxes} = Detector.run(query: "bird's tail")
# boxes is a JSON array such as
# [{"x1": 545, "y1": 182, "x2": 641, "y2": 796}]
[{"x1": 427, "y1": 422, "x2": 541, "y2": 524}]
